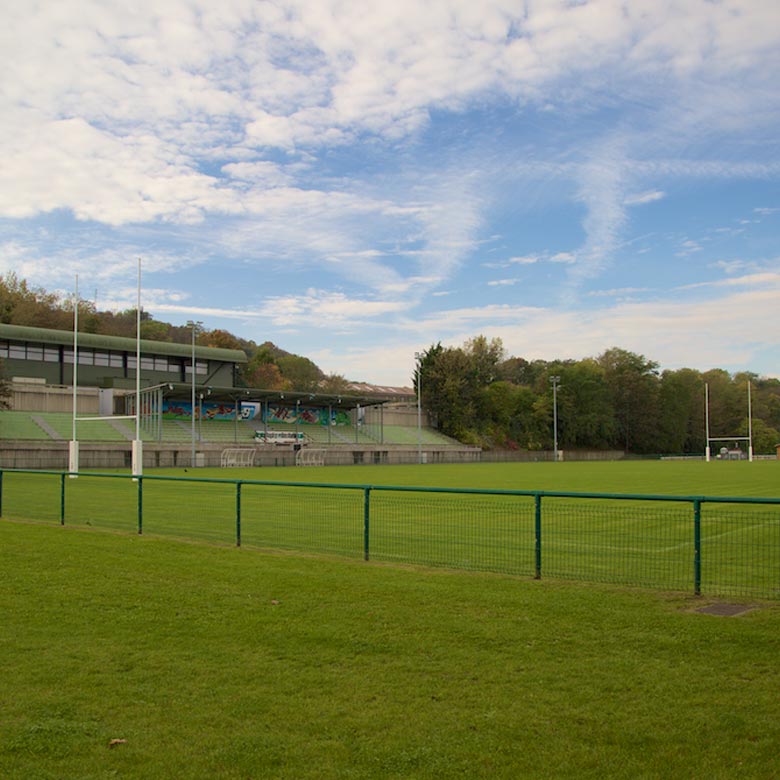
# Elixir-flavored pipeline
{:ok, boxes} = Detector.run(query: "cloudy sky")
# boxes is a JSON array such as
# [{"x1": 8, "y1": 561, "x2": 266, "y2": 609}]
[{"x1": 2, "y1": 0, "x2": 779, "y2": 386}]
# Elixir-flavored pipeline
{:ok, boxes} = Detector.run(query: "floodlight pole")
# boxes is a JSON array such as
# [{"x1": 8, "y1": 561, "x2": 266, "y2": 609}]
[
  {"x1": 705, "y1": 383, "x2": 711, "y2": 462},
  {"x1": 747, "y1": 381, "x2": 753, "y2": 462},
  {"x1": 550, "y1": 375, "x2": 561, "y2": 462},
  {"x1": 415, "y1": 352, "x2": 423, "y2": 465}
]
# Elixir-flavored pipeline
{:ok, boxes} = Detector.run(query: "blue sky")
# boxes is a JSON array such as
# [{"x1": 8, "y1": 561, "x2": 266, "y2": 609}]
[{"x1": 1, "y1": 0, "x2": 778, "y2": 386}]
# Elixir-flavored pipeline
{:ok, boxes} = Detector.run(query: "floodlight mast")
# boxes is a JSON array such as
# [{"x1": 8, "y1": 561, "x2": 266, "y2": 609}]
[
  {"x1": 705, "y1": 383, "x2": 711, "y2": 462},
  {"x1": 747, "y1": 381, "x2": 753, "y2": 462},
  {"x1": 550, "y1": 375, "x2": 561, "y2": 462},
  {"x1": 415, "y1": 352, "x2": 423, "y2": 465}
]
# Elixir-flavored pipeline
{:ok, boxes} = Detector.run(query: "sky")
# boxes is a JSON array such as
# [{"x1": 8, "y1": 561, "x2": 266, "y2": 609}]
[{"x1": 1, "y1": 0, "x2": 779, "y2": 387}]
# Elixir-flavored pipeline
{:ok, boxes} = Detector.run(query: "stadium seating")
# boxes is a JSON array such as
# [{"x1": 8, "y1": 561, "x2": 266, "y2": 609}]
[{"x1": 0, "y1": 411, "x2": 463, "y2": 448}]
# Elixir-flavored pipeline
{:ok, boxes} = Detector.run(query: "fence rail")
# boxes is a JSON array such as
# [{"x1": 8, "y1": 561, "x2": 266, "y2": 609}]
[{"x1": 1, "y1": 469, "x2": 778, "y2": 598}]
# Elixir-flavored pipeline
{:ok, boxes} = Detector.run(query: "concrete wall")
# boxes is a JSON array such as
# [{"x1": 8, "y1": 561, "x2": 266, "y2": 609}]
[
  {"x1": 0, "y1": 440, "x2": 632, "y2": 470},
  {"x1": 9, "y1": 381, "x2": 105, "y2": 414}
]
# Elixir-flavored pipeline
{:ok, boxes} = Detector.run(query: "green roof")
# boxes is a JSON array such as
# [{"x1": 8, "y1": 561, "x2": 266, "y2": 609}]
[{"x1": 0, "y1": 323, "x2": 247, "y2": 363}]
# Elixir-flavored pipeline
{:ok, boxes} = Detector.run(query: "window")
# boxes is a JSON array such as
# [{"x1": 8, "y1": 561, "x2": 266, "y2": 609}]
[
  {"x1": 43, "y1": 347, "x2": 59, "y2": 362},
  {"x1": 94, "y1": 351, "x2": 110, "y2": 366},
  {"x1": 140, "y1": 357, "x2": 154, "y2": 371},
  {"x1": 154, "y1": 356, "x2": 170, "y2": 371},
  {"x1": 0, "y1": 341, "x2": 7, "y2": 357},
  {"x1": 110, "y1": 353, "x2": 123, "y2": 368},
  {"x1": 78, "y1": 349, "x2": 93, "y2": 365},
  {"x1": 27, "y1": 346, "x2": 43, "y2": 360},
  {"x1": 9, "y1": 343, "x2": 26, "y2": 360}
]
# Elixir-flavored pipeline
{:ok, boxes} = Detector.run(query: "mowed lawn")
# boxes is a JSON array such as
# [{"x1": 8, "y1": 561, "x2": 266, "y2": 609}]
[{"x1": 2, "y1": 520, "x2": 779, "y2": 779}]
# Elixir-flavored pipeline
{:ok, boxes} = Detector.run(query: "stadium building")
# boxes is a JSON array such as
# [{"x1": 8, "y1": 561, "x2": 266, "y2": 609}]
[{"x1": 0, "y1": 323, "x2": 475, "y2": 469}]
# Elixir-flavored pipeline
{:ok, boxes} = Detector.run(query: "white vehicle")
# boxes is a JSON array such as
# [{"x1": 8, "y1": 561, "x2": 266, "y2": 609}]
[{"x1": 254, "y1": 430, "x2": 305, "y2": 445}]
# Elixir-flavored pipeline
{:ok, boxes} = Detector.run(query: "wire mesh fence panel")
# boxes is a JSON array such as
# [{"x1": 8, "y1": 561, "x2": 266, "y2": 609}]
[
  {"x1": 541, "y1": 499, "x2": 694, "y2": 591},
  {"x1": 3, "y1": 470, "x2": 779, "y2": 598},
  {"x1": 142, "y1": 479, "x2": 237, "y2": 544},
  {"x1": 368, "y1": 491, "x2": 537, "y2": 575},
  {"x1": 63, "y1": 475, "x2": 138, "y2": 532},
  {"x1": 701, "y1": 504, "x2": 780, "y2": 598},
  {"x1": 240, "y1": 484, "x2": 364, "y2": 558},
  {"x1": 1, "y1": 472, "x2": 62, "y2": 524}
]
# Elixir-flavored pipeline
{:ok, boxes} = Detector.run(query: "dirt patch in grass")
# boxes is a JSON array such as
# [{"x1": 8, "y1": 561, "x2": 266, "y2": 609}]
[{"x1": 695, "y1": 602, "x2": 758, "y2": 617}]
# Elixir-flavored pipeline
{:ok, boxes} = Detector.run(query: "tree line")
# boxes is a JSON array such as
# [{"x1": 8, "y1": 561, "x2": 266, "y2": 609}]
[
  {"x1": 417, "y1": 337, "x2": 780, "y2": 455},
  {"x1": 0, "y1": 272, "x2": 351, "y2": 394}
]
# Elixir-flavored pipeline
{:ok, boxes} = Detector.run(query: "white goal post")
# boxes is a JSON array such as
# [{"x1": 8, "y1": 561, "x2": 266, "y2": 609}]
[
  {"x1": 220, "y1": 448, "x2": 256, "y2": 468},
  {"x1": 296, "y1": 448, "x2": 326, "y2": 467},
  {"x1": 705, "y1": 382, "x2": 753, "y2": 462}
]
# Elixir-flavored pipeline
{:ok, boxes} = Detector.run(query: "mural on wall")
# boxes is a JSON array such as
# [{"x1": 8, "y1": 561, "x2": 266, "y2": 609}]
[
  {"x1": 163, "y1": 401, "x2": 239, "y2": 420},
  {"x1": 240, "y1": 402, "x2": 261, "y2": 421},
  {"x1": 263, "y1": 404, "x2": 350, "y2": 426},
  {"x1": 162, "y1": 400, "x2": 351, "y2": 425}
]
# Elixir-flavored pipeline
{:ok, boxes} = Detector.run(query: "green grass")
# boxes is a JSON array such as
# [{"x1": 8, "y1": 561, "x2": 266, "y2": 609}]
[
  {"x1": 1, "y1": 460, "x2": 778, "y2": 597},
  {"x1": 1, "y1": 521, "x2": 779, "y2": 779}
]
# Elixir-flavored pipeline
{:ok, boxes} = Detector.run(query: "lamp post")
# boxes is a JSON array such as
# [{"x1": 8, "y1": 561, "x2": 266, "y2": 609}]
[
  {"x1": 414, "y1": 352, "x2": 423, "y2": 465},
  {"x1": 550, "y1": 375, "x2": 561, "y2": 462}
]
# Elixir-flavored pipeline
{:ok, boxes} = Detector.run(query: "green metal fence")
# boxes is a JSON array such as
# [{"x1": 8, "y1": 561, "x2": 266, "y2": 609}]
[{"x1": 1, "y1": 469, "x2": 778, "y2": 598}]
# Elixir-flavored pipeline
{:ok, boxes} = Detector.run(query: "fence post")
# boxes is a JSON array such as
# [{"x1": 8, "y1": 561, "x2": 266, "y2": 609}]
[
  {"x1": 137, "y1": 476, "x2": 143, "y2": 535},
  {"x1": 693, "y1": 499, "x2": 701, "y2": 596},
  {"x1": 534, "y1": 493, "x2": 542, "y2": 579},
  {"x1": 60, "y1": 473, "x2": 66, "y2": 525},
  {"x1": 363, "y1": 487, "x2": 371, "y2": 561},
  {"x1": 236, "y1": 482, "x2": 242, "y2": 547}
]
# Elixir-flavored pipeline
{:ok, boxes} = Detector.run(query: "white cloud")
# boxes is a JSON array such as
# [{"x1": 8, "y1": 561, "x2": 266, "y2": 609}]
[
  {"x1": 549, "y1": 251, "x2": 577, "y2": 264},
  {"x1": 508, "y1": 255, "x2": 538, "y2": 265},
  {"x1": 624, "y1": 190, "x2": 666, "y2": 206}
]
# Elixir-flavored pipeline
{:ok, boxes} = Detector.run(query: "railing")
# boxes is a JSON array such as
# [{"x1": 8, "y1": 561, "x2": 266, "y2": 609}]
[{"x1": 1, "y1": 469, "x2": 778, "y2": 599}]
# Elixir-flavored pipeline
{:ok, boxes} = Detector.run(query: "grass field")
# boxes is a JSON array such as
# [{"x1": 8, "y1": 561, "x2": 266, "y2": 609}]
[
  {"x1": 2, "y1": 460, "x2": 778, "y2": 598},
  {"x1": 2, "y1": 520, "x2": 779, "y2": 779}
]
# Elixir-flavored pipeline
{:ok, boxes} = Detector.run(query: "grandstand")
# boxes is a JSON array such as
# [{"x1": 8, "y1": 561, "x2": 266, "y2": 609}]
[{"x1": 0, "y1": 324, "x2": 478, "y2": 468}]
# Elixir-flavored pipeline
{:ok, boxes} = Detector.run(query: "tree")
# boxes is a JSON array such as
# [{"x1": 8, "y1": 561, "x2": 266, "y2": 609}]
[
  {"x1": 244, "y1": 361, "x2": 289, "y2": 390},
  {"x1": 202, "y1": 329, "x2": 244, "y2": 351},
  {"x1": 598, "y1": 348, "x2": 660, "y2": 453},
  {"x1": 464, "y1": 335, "x2": 504, "y2": 386},
  {"x1": 319, "y1": 373, "x2": 352, "y2": 394},
  {"x1": 139, "y1": 319, "x2": 171, "y2": 342},
  {"x1": 276, "y1": 355, "x2": 322, "y2": 392},
  {"x1": 555, "y1": 360, "x2": 615, "y2": 449},
  {"x1": 423, "y1": 346, "x2": 477, "y2": 442},
  {"x1": 658, "y1": 369, "x2": 704, "y2": 454},
  {"x1": 0, "y1": 272, "x2": 62, "y2": 325}
]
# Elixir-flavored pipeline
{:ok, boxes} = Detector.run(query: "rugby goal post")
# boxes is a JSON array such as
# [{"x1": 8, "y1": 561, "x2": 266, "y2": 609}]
[
  {"x1": 705, "y1": 382, "x2": 753, "y2": 462},
  {"x1": 220, "y1": 448, "x2": 256, "y2": 468},
  {"x1": 296, "y1": 448, "x2": 326, "y2": 467}
]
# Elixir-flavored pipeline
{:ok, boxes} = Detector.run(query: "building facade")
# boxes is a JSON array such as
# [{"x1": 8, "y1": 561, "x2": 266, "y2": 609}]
[{"x1": 0, "y1": 323, "x2": 246, "y2": 389}]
